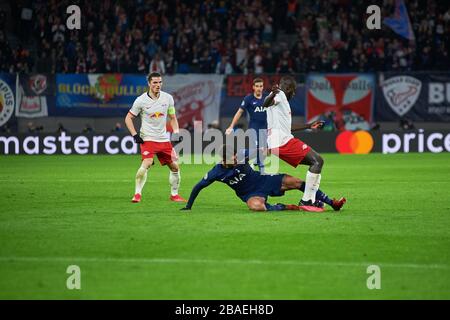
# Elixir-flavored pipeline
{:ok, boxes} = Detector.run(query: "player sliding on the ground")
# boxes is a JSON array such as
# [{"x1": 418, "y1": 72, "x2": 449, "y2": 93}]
[
  {"x1": 181, "y1": 145, "x2": 346, "y2": 212},
  {"x1": 261, "y1": 76, "x2": 326, "y2": 212},
  {"x1": 225, "y1": 77, "x2": 268, "y2": 173},
  {"x1": 125, "y1": 72, "x2": 187, "y2": 203}
]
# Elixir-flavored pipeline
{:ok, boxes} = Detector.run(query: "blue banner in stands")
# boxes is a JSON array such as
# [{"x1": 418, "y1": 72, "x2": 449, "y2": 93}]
[{"x1": 54, "y1": 74, "x2": 148, "y2": 117}]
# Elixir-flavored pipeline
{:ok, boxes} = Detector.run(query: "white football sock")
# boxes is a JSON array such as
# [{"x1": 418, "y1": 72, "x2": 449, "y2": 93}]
[
  {"x1": 301, "y1": 171, "x2": 321, "y2": 203},
  {"x1": 135, "y1": 165, "x2": 148, "y2": 195},
  {"x1": 169, "y1": 170, "x2": 180, "y2": 196}
]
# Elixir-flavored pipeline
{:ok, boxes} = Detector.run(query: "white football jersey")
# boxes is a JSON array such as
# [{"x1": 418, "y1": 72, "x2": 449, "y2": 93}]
[
  {"x1": 266, "y1": 90, "x2": 294, "y2": 148},
  {"x1": 129, "y1": 90, "x2": 174, "y2": 142}
]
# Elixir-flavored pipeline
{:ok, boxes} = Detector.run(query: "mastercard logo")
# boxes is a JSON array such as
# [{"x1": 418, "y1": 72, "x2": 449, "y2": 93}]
[{"x1": 335, "y1": 130, "x2": 374, "y2": 154}]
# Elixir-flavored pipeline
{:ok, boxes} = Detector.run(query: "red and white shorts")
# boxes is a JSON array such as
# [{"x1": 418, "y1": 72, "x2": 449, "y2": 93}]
[
  {"x1": 270, "y1": 138, "x2": 311, "y2": 168},
  {"x1": 140, "y1": 141, "x2": 178, "y2": 165}
]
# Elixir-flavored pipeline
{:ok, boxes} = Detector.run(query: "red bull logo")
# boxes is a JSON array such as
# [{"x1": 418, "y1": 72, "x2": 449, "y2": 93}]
[{"x1": 150, "y1": 112, "x2": 165, "y2": 119}]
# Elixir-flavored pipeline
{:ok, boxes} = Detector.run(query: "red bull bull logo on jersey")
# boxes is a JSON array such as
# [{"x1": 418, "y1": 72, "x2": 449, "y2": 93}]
[{"x1": 150, "y1": 112, "x2": 165, "y2": 119}]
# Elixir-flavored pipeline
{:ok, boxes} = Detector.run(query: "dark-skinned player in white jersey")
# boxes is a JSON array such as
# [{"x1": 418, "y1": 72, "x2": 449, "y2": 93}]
[{"x1": 261, "y1": 76, "x2": 346, "y2": 212}]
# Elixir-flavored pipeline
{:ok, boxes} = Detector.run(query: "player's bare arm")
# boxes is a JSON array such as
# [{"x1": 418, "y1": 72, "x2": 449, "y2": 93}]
[
  {"x1": 181, "y1": 178, "x2": 215, "y2": 210},
  {"x1": 261, "y1": 85, "x2": 280, "y2": 109},
  {"x1": 225, "y1": 108, "x2": 244, "y2": 135},
  {"x1": 168, "y1": 113, "x2": 180, "y2": 134},
  {"x1": 125, "y1": 112, "x2": 144, "y2": 143},
  {"x1": 291, "y1": 121, "x2": 325, "y2": 132}
]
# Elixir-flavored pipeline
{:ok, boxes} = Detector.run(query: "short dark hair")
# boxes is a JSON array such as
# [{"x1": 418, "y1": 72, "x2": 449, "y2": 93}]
[
  {"x1": 147, "y1": 72, "x2": 162, "y2": 82},
  {"x1": 280, "y1": 76, "x2": 296, "y2": 88},
  {"x1": 220, "y1": 144, "x2": 237, "y2": 164},
  {"x1": 253, "y1": 78, "x2": 263, "y2": 85}
]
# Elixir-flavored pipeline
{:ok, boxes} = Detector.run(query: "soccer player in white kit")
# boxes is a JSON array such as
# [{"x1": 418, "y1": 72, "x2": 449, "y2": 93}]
[
  {"x1": 124, "y1": 72, "x2": 187, "y2": 203},
  {"x1": 262, "y1": 76, "x2": 346, "y2": 212}
]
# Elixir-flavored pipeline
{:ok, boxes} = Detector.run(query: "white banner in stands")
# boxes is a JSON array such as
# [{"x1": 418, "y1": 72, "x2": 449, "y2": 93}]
[{"x1": 162, "y1": 74, "x2": 224, "y2": 130}]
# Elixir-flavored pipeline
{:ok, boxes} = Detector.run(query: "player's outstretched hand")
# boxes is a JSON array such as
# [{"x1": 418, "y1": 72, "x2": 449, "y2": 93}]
[
  {"x1": 180, "y1": 207, "x2": 191, "y2": 211},
  {"x1": 310, "y1": 121, "x2": 325, "y2": 130},
  {"x1": 225, "y1": 127, "x2": 233, "y2": 135},
  {"x1": 133, "y1": 134, "x2": 144, "y2": 144}
]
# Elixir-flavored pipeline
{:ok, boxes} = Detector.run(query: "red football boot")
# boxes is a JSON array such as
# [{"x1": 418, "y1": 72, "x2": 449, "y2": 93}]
[
  {"x1": 170, "y1": 194, "x2": 187, "y2": 202},
  {"x1": 131, "y1": 193, "x2": 142, "y2": 203},
  {"x1": 331, "y1": 197, "x2": 347, "y2": 211}
]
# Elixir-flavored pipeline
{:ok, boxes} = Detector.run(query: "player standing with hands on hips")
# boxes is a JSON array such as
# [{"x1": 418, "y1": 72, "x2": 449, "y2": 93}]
[
  {"x1": 124, "y1": 72, "x2": 187, "y2": 203},
  {"x1": 262, "y1": 76, "x2": 345, "y2": 212}
]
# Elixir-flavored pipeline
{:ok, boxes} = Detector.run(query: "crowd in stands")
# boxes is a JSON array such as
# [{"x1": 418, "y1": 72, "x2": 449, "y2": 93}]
[{"x1": 0, "y1": 0, "x2": 449, "y2": 75}]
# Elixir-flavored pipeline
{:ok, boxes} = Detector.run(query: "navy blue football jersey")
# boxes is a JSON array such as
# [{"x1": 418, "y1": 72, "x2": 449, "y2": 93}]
[
  {"x1": 201, "y1": 163, "x2": 265, "y2": 198},
  {"x1": 239, "y1": 94, "x2": 268, "y2": 129},
  {"x1": 185, "y1": 162, "x2": 285, "y2": 208}
]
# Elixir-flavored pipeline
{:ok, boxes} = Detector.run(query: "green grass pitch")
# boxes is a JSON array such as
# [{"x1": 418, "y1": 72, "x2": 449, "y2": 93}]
[{"x1": 0, "y1": 153, "x2": 449, "y2": 299}]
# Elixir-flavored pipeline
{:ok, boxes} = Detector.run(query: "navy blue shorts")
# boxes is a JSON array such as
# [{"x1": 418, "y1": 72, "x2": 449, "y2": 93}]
[
  {"x1": 238, "y1": 174, "x2": 285, "y2": 202},
  {"x1": 248, "y1": 126, "x2": 267, "y2": 149}
]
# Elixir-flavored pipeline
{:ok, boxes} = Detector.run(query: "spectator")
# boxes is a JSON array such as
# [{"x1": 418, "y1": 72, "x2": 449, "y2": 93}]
[
  {"x1": 276, "y1": 50, "x2": 294, "y2": 73},
  {"x1": 137, "y1": 52, "x2": 147, "y2": 73},
  {"x1": 254, "y1": 50, "x2": 264, "y2": 74},
  {"x1": 27, "y1": 122, "x2": 43, "y2": 133},
  {"x1": 286, "y1": 0, "x2": 298, "y2": 34},
  {"x1": 149, "y1": 53, "x2": 166, "y2": 74},
  {"x1": 165, "y1": 49, "x2": 176, "y2": 74},
  {"x1": 262, "y1": 14, "x2": 274, "y2": 43},
  {"x1": 199, "y1": 49, "x2": 213, "y2": 73},
  {"x1": 51, "y1": 17, "x2": 65, "y2": 43},
  {"x1": 83, "y1": 124, "x2": 94, "y2": 134},
  {"x1": 76, "y1": 56, "x2": 87, "y2": 73},
  {"x1": 215, "y1": 56, "x2": 233, "y2": 75},
  {"x1": 113, "y1": 122, "x2": 124, "y2": 132},
  {"x1": 400, "y1": 119, "x2": 415, "y2": 130},
  {"x1": 235, "y1": 38, "x2": 248, "y2": 69},
  {"x1": 1, "y1": 0, "x2": 449, "y2": 74},
  {"x1": 27, "y1": 122, "x2": 36, "y2": 133},
  {"x1": 57, "y1": 123, "x2": 67, "y2": 133}
]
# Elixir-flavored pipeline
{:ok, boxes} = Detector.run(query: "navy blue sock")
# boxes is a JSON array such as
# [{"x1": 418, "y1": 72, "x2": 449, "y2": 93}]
[
  {"x1": 243, "y1": 149, "x2": 264, "y2": 173},
  {"x1": 258, "y1": 164, "x2": 265, "y2": 174},
  {"x1": 265, "y1": 203, "x2": 285, "y2": 211},
  {"x1": 299, "y1": 182, "x2": 333, "y2": 206},
  {"x1": 256, "y1": 149, "x2": 266, "y2": 173},
  {"x1": 316, "y1": 189, "x2": 333, "y2": 206}
]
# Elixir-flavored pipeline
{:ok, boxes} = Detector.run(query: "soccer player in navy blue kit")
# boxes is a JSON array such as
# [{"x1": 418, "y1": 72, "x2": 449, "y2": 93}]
[
  {"x1": 225, "y1": 78, "x2": 267, "y2": 173},
  {"x1": 181, "y1": 145, "x2": 346, "y2": 212}
]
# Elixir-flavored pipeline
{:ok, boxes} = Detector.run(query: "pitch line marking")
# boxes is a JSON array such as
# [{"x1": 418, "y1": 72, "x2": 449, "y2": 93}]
[{"x1": 0, "y1": 256, "x2": 449, "y2": 270}]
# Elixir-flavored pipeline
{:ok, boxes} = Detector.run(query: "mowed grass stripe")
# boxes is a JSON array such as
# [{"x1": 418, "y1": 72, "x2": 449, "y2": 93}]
[{"x1": 1, "y1": 256, "x2": 449, "y2": 270}]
